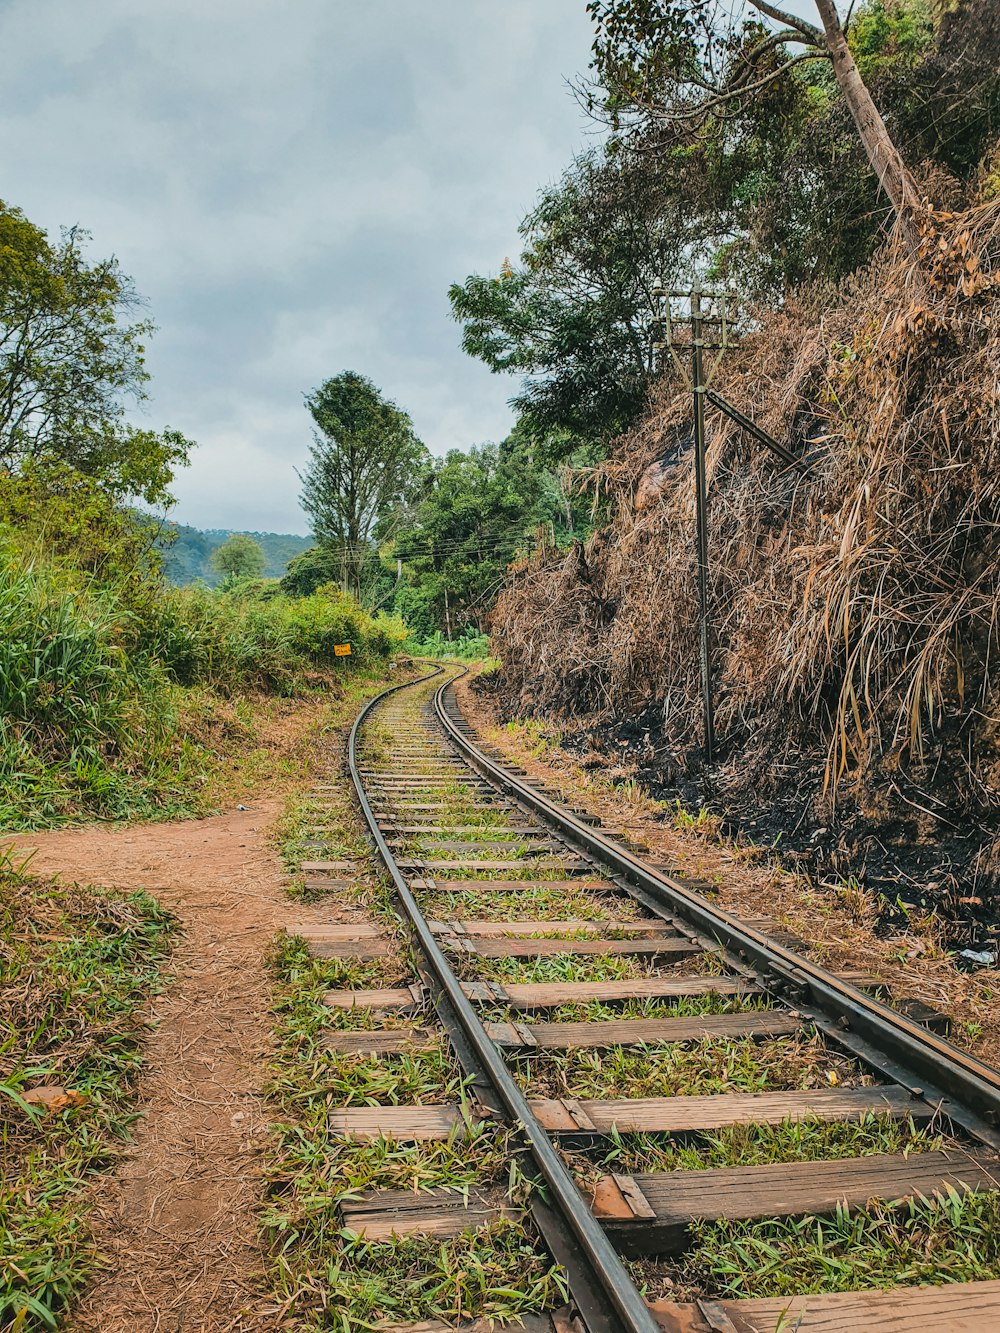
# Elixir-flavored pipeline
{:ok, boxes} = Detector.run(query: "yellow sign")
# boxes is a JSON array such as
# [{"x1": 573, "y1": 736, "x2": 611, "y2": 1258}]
[{"x1": 334, "y1": 643, "x2": 352, "y2": 656}]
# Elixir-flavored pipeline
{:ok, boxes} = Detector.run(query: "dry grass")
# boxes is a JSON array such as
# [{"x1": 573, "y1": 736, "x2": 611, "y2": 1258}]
[
  {"x1": 492, "y1": 203, "x2": 1000, "y2": 898},
  {"x1": 458, "y1": 674, "x2": 1000, "y2": 1069}
]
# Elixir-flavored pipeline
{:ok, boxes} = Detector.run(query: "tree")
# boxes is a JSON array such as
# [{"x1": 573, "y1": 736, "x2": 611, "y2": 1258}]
[
  {"x1": 585, "y1": 0, "x2": 938, "y2": 261},
  {"x1": 211, "y1": 533, "x2": 266, "y2": 582},
  {"x1": 0, "y1": 201, "x2": 192, "y2": 504},
  {"x1": 298, "y1": 372, "x2": 427, "y2": 596},
  {"x1": 280, "y1": 545, "x2": 344, "y2": 597},
  {"x1": 450, "y1": 149, "x2": 686, "y2": 447},
  {"x1": 389, "y1": 435, "x2": 590, "y2": 636}
]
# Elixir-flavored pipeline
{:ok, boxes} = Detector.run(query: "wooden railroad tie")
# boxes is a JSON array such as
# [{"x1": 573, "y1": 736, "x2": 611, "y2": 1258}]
[
  {"x1": 296, "y1": 924, "x2": 395, "y2": 961},
  {"x1": 322, "y1": 984, "x2": 425, "y2": 1013},
  {"x1": 325, "y1": 1085, "x2": 935, "y2": 1144},
  {"x1": 339, "y1": 1186, "x2": 517, "y2": 1242},
  {"x1": 320, "y1": 1027, "x2": 435, "y2": 1056},
  {"x1": 392, "y1": 824, "x2": 543, "y2": 835},
  {"x1": 590, "y1": 1150, "x2": 1000, "y2": 1255},
  {"x1": 483, "y1": 1011, "x2": 802, "y2": 1050},
  {"x1": 411, "y1": 878, "x2": 614, "y2": 893},
  {"x1": 395, "y1": 859, "x2": 589, "y2": 874},
  {"x1": 648, "y1": 1281, "x2": 1000, "y2": 1332}
]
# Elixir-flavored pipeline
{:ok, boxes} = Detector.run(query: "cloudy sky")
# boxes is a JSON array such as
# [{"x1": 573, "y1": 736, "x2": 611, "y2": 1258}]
[{"x1": 0, "y1": 1, "x2": 596, "y2": 533}]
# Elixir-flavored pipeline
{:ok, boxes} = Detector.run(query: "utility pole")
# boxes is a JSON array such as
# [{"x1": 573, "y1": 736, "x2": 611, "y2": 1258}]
[
  {"x1": 650, "y1": 280, "x2": 732, "y2": 766},
  {"x1": 649, "y1": 281, "x2": 815, "y2": 766},
  {"x1": 689, "y1": 285, "x2": 715, "y2": 763}
]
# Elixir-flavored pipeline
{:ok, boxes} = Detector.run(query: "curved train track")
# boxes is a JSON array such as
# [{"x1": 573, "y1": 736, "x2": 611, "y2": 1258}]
[{"x1": 316, "y1": 661, "x2": 1000, "y2": 1332}]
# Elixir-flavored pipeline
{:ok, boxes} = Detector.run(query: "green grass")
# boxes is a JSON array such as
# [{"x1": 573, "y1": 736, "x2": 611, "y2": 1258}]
[
  {"x1": 263, "y1": 901, "x2": 565, "y2": 1329},
  {"x1": 421, "y1": 888, "x2": 633, "y2": 920},
  {"x1": 597, "y1": 1114, "x2": 942, "y2": 1176},
  {"x1": 501, "y1": 992, "x2": 774, "y2": 1025},
  {"x1": 285, "y1": 1222, "x2": 565, "y2": 1330},
  {"x1": 473, "y1": 953, "x2": 648, "y2": 983},
  {"x1": 511, "y1": 1033, "x2": 866, "y2": 1100},
  {"x1": 1, "y1": 863, "x2": 174, "y2": 1330},
  {"x1": 676, "y1": 1189, "x2": 1000, "y2": 1300}
]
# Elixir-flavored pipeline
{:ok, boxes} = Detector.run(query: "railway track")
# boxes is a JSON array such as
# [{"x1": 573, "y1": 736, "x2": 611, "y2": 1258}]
[{"x1": 301, "y1": 661, "x2": 1000, "y2": 1332}]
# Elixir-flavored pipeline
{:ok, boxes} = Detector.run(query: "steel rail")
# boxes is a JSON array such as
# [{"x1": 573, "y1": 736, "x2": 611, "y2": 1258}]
[
  {"x1": 348, "y1": 665, "x2": 662, "y2": 1333},
  {"x1": 434, "y1": 678, "x2": 1000, "y2": 1148}
]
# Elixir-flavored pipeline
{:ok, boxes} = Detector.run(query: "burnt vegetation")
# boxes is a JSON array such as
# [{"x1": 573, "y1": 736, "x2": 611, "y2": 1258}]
[{"x1": 476, "y1": 0, "x2": 1000, "y2": 940}]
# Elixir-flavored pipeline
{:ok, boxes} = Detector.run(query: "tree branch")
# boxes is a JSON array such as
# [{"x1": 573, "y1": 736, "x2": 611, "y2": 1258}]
[{"x1": 745, "y1": 0, "x2": 824, "y2": 44}]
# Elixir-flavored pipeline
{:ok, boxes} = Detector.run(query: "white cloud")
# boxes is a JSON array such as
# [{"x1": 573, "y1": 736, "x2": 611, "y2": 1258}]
[{"x1": 0, "y1": 0, "x2": 595, "y2": 532}]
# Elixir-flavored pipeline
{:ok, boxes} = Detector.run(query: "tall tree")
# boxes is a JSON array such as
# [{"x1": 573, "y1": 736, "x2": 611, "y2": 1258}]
[
  {"x1": 0, "y1": 201, "x2": 191, "y2": 504},
  {"x1": 586, "y1": 0, "x2": 936, "y2": 260},
  {"x1": 298, "y1": 372, "x2": 427, "y2": 597}
]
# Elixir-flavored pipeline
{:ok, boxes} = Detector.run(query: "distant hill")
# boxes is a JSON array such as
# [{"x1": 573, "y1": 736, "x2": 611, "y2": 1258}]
[{"x1": 158, "y1": 522, "x2": 312, "y2": 586}]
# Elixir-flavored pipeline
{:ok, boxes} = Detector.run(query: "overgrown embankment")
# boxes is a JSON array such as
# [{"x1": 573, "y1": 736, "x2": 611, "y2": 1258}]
[
  {"x1": 0, "y1": 468, "x2": 406, "y2": 829},
  {"x1": 491, "y1": 206, "x2": 1000, "y2": 936}
]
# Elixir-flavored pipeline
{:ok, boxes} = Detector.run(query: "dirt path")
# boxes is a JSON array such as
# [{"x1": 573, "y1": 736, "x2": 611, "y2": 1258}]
[{"x1": 13, "y1": 805, "x2": 322, "y2": 1332}]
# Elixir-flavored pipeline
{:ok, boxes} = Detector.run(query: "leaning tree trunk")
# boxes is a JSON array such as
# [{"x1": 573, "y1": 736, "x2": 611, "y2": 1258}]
[{"x1": 812, "y1": 0, "x2": 927, "y2": 261}]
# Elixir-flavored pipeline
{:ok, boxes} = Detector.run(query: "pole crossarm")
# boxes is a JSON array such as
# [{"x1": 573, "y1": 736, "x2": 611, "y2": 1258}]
[{"x1": 706, "y1": 389, "x2": 815, "y2": 476}]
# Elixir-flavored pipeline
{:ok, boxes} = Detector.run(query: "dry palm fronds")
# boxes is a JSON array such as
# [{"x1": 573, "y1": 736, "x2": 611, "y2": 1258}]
[{"x1": 493, "y1": 202, "x2": 1000, "y2": 872}]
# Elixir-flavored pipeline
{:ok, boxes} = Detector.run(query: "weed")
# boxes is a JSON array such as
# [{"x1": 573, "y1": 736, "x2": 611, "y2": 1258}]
[
  {"x1": 678, "y1": 1189, "x2": 1000, "y2": 1300},
  {"x1": 1, "y1": 869, "x2": 174, "y2": 1329}
]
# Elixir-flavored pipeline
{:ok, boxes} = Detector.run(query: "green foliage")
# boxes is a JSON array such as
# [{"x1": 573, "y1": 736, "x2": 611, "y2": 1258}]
[
  {"x1": 580, "y1": 0, "x2": 999, "y2": 297},
  {"x1": 298, "y1": 372, "x2": 429, "y2": 598},
  {"x1": 0, "y1": 547, "x2": 182, "y2": 827},
  {"x1": 452, "y1": 0, "x2": 998, "y2": 458},
  {"x1": 133, "y1": 582, "x2": 406, "y2": 696},
  {"x1": 388, "y1": 434, "x2": 595, "y2": 637},
  {"x1": 0, "y1": 474, "x2": 405, "y2": 827},
  {"x1": 0, "y1": 460, "x2": 163, "y2": 589},
  {"x1": 450, "y1": 149, "x2": 681, "y2": 443},
  {"x1": 159, "y1": 523, "x2": 311, "y2": 587},
  {"x1": 405, "y1": 628, "x2": 493, "y2": 661},
  {"x1": 280, "y1": 545, "x2": 344, "y2": 596},
  {"x1": 685, "y1": 1189, "x2": 1000, "y2": 1299},
  {"x1": 0, "y1": 201, "x2": 192, "y2": 505},
  {"x1": 1, "y1": 872, "x2": 174, "y2": 1329},
  {"x1": 210, "y1": 532, "x2": 266, "y2": 581}
]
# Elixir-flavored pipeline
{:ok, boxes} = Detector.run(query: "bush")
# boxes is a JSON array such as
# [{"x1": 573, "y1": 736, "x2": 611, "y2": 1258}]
[
  {"x1": 0, "y1": 547, "x2": 179, "y2": 825},
  {"x1": 405, "y1": 628, "x2": 493, "y2": 661},
  {"x1": 0, "y1": 528, "x2": 408, "y2": 825},
  {"x1": 132, "y1": 583, "x2": 406, "y2": 694}
]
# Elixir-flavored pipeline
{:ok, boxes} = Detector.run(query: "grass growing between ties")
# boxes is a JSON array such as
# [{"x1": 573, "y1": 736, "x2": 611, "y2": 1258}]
[
  {"x1": 662, "y1": 1189, "x2": 1000, "y2": 1301},
  {"x1": 0, "y1": 859, "x2": 174, "y2": 1330},
  {"x1": 262, "y1": 933, "x2": 566, "y2": 1328},
  {"x1": 274, "y1": 672, "x2": 414, "y2": 896},
  {"x1": 512, "y1": 1032, "x2": 868, "y2": 1101},
  {"x1": 420, "y1": 886, "x2": 632, "y2": 921},
  {"x1": 597, "y1": 1114, "x2": 941, "y2": 1177}
]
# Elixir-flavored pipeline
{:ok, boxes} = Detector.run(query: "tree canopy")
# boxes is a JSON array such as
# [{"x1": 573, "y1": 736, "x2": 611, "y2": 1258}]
[
  {"x1": 449, "y1": 150, "x2": 685, "y2": 446},
  {"x1": 389, "y1": 433, "x2": 598, "y2": 638},
  {"x1": 448, "y1": 0, "x2": 999, "y2": 461},
  {"x1": 210, "y1": 533, "x2": 266, "y2": 582},
  {"x1": 298, "y1": 371, "x2": 428, "y2": 595},
  {"x1": 585, "y1": 0, "x2": 999, "y2": 262},
  {"x1": 0, "y1": 201, "x2": 192, "y2": 505}
]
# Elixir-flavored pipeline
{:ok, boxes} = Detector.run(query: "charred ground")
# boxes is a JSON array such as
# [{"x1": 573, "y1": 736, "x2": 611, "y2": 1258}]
[{"x1": 488, "y1": 206, "x2": 1000, "y2": 954}]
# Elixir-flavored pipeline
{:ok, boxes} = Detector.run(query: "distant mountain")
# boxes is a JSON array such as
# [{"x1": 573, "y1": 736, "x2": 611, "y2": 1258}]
[{"x1": 158, "y1": 522, "x2": 312, "y2": 586}]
